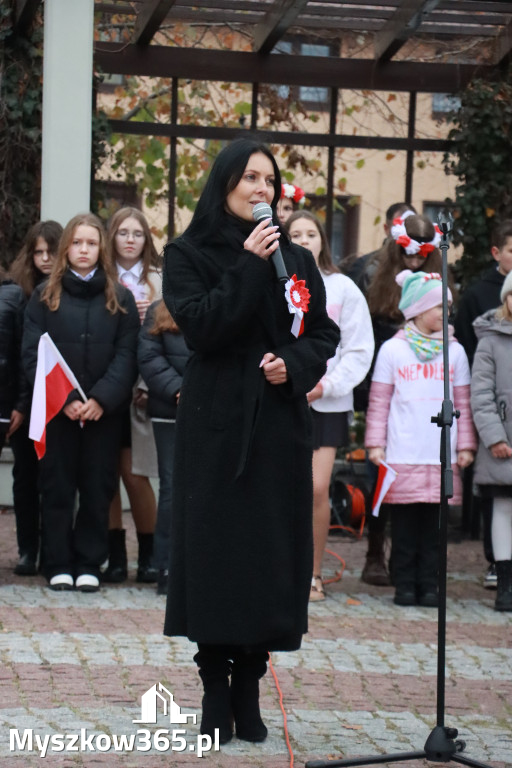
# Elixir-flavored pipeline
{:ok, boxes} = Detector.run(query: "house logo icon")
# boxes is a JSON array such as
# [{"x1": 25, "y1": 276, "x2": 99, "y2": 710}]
[{"x1": 133, "y1": 682, "x2": 197, "y2": 725}]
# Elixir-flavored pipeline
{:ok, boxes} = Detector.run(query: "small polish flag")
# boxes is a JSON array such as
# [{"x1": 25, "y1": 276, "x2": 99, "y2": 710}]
[
  {"x1": 372, "y1": 460, "x2": 398, "y2": 517},
  {"x1": 29, "y1": 333, "x2": 86, "y2": 459}
]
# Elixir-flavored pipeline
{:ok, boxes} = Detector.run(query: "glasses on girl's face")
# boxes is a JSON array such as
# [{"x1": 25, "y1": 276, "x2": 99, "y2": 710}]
[{"x1": 116, "y1": 229, "x2": 145, "y2": 239}]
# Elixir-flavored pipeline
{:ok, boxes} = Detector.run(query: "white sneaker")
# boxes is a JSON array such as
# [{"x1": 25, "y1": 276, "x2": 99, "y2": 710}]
[
  {"x1": 49, "y1": 574, "x2": 74, "y2": 591},
  {"x1": 75, "y1": 574, "x2": 100, "y2": 593}
]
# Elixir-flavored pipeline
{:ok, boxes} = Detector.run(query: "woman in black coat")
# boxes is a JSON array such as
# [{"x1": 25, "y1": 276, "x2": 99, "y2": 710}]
[{"x1": 162, "y1": 139, "x2": 339, "y2": 744}]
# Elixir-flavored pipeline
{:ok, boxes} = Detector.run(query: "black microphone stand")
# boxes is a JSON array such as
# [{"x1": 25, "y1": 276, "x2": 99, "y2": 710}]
[{"x1": 306, "y1": 217, "x2": 493, "y2": 768}]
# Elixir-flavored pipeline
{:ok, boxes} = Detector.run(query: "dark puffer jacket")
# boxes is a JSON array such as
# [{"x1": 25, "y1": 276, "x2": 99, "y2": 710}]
[
  {"x1": 137, "y1": 301, "x2": 191, "y2": 420},
  {"x1": 0, "y1": 280, "x2": 29, "y2": 422},
  {"x1": 454, "y1": 266, "x2": 505, "y2": 367},
  {"x1": 22, "y1": 269, "x2": 140, "y2": 414}
]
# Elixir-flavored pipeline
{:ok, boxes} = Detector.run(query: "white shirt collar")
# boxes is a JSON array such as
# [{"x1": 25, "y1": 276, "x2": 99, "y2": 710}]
[
  {"x1": 116, "y1": 260, "x2": 143, "y2": 280},
  {"x1": 70, "y1": 268, "x2": 97, "y2": 281}
]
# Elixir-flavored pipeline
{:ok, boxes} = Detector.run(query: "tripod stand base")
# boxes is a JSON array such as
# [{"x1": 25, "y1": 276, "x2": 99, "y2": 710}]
[{"x1": 305, "y1": 725, "x2": 493, "y2": 768}]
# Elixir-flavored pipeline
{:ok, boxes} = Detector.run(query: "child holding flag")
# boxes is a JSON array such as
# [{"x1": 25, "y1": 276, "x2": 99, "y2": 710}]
[
  {"x1": 365, "y1": 270, "x2": 476, "y2": 607},
  {"x1": 22, "y1": 213, "x2": 139, "y2": 592}
]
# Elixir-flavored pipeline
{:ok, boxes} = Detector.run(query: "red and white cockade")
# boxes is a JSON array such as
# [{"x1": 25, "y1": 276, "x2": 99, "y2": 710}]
[
  {"x1": 391, "y1": 209, "x2": 442, "y2": 258},
  {"x1": 284, "y1": 273, "x2": 311, "y2": 337}
]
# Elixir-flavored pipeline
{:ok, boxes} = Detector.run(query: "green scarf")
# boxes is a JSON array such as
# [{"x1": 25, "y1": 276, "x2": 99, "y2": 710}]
[{"x1": 404, "y1": 323, "x2": 443, "y2": 361}]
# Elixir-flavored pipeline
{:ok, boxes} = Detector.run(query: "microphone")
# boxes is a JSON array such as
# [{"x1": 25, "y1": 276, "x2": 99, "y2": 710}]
[{"x1": 252, "y1": 202, "x2": 289, "y2": 283}]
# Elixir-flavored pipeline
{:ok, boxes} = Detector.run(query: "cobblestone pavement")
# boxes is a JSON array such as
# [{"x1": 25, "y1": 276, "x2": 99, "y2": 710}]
[{"x1": 0, "y1": 508, "x2": 510, "y2": 768}]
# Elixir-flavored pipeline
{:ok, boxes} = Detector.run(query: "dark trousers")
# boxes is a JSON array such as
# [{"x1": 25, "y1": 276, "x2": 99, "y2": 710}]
[
  {"x1": 388, "y1": 503, "x2": 440, "y2": 595},
  {"x1": 9, "y1": 422, "x2": 40, "y2": 560},
  {"x1": 152, "y1": 420, "x2": 176, "y2": 570},
  {"x1": 39, "y1": 413, "x2": 123, "y2": 580}
]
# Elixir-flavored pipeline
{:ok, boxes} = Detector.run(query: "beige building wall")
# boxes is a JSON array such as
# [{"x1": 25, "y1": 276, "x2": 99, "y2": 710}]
[{"x1": 97, "y1": 34, "x2": 459, "y2": 258}]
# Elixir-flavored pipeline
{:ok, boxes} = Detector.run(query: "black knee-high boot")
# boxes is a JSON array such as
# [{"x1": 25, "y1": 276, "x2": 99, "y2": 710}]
[
  {"x1": 231, "y1": 651, "x2": 268, "y2": 742},
  {"x1": 101, "y1": 529, "x2": 127, "y2": 583},
  {"x1": 495, "y1": 560, "x2": 512, "y2": 612},
  {"x1": 194, "y1": 647, "x2": 233, "y2": 744},
  {"x1": 136, "y1": 532, "x2": 158, "y2": 583}
]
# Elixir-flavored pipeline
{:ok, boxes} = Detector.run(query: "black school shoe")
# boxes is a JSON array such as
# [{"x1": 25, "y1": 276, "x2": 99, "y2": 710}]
[
  {"x1": 418, "y1": 590, "x2": 439, "y2": 608},
  {"x1": 14, "y1": 554, "x2": 37, "y2": 576},
  {"x1": 393, "y1": 590, "x2": 416, "y2": 606}
]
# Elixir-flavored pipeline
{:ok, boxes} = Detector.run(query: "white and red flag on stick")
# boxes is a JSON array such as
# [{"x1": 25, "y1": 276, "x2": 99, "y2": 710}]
[
  {"x1": 29, "y1": 332, "x2": 86, "y2": 459},
  {"x1": 372, "y1": 460, "x2": 398, "y2": 517}
]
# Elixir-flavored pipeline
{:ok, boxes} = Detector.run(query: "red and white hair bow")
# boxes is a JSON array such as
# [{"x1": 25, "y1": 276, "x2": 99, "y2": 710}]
[
  {"x1": 281, "y1": 183, "x2": 306, "y2": 206},
  {"x1": 391, "y1": 210, "x2": 442, "y2": 258}
]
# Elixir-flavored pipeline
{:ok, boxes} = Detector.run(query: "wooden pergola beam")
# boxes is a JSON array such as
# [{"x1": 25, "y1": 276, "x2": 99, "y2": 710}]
[
  {"x1": 106, "y1": 118, "x2": 452, "y2": 153},
  {"x1": 374, "y1": 0, "x2": 442, "y2": 62},
  {"x1": 494, "y1": 16, "x2": 512, "y2": 66},
  {"x1": 14, "y1": 0, "x2": 41, "y2": 32},
  {"x1": 94, "y1": 42, "x2": 494, "y2": 93},
  {"x1": 133, "y1": 0, "x2": 177, "y2": 46},
  {"x1": 252, "y1": 0, "x2": 310, "y2": 54}
]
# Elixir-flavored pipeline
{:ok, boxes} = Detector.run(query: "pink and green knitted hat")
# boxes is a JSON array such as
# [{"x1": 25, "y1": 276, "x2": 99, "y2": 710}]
[{"x1": 396, "y1": 269, "x2": 452, "y2": 321}]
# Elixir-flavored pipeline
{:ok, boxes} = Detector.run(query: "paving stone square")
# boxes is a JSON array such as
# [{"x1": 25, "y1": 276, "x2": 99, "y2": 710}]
[{"x1": 0, "y1": 507, "x2": 510, "y2": 768}]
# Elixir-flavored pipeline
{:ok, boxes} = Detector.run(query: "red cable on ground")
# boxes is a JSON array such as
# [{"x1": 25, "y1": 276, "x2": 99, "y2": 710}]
[
  {"x1": 323, "y1": 547, "x2": 346, "y2": 585},
  {"x1": 269, "y1": 490, "x2": 367, "y2": 766},
  {"x1": 269, "y1": 655, "x2": 294, "y2": 768},
  {"x1": 269, "y1": 521, "x2": 358, "y2": 766}
]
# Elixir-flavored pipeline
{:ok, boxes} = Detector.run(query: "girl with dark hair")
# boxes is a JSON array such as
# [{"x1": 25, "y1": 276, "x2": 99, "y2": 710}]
[
  {"x1": 10, "y1": 220, "x2": 63, "y2": 297},
  {"x1": 367, "y1": 211, "x2": 449, "y2": 347},
  {"x1": 103, "y1": 207, "x2": 163, "y2": 585},
  {"x1": 285, "y1": 210, "x2": 374, "y2": 601},
  {"x1": 22, "y1": 213, "x2": 139, "y2": 592},
  {"x1": 9, "y1": 220, "x2": 64, "y2": 575},
  {"x1": 162, "y1": 139, "x2": 339, "y2": 744}
]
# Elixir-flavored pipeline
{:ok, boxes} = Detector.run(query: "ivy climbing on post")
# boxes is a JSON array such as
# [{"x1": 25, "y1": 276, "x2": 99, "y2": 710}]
[
  {"x1": 0, "y1": 5, "x2": 43, "y2": 266},
  {"x1": 444, "y1": 74, "x2": 512, "y2": 287}
]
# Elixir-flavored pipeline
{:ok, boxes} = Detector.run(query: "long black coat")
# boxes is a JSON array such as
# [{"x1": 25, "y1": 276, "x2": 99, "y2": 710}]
[
  {"x1": 22, "y1": 269, "x2": 140, "y2": 414},
  {"x1": 162, "y1": 219, "x2": 339, "y2": 650}
]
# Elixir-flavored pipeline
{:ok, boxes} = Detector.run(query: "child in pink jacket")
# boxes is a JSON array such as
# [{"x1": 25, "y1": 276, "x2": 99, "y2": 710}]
[{"x1": 365, "y1": 270, "x2": 476, "y2": 607}]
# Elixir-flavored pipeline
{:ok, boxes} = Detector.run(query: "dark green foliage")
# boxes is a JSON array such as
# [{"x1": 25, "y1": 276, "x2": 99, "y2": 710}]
[
  {"x1": 444, "y1": 74, "x2": 512, "y2": 287},
  {"x1": 0, "y1": 4, "x2": 43, "y2": 266}
]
